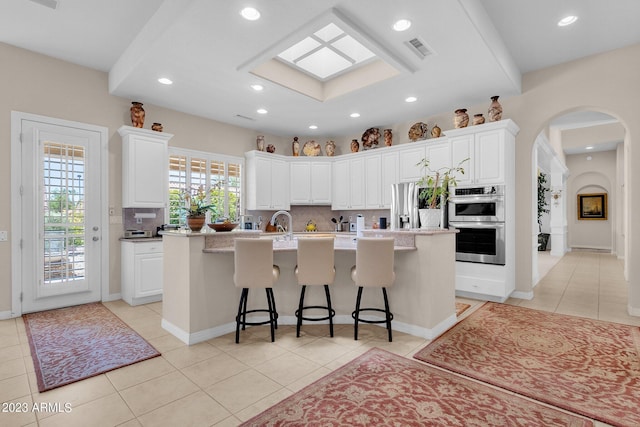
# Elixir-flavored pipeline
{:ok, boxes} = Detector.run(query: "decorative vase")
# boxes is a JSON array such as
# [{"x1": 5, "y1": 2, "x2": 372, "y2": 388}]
[
  {"x1": 151, "y1": 122, "x2": 163, "y2": 132},
  {"x1": 292, "y1": 137, "x2": 300, "y2": 156},
  {"x1": 266, "y1": 144, "x2": 275, "y2": 153},
  {"x1": 431, "y1": 124, "x2": 441, "y2": 138},
  {"x1": 325, "y1": 140, "x2": 336, "y2": 156},
  {"x1": 256, "y1": 135, "x2": 265, "y2": 151},
  {"x1": 454, "y1": 109, "x2": 469, "y2": 128},
  {"x1": 419, "y1": 208, "x2": 441, "y2": 229},
  {"x1": 473, "y1": 114, "x2": 485, "y2": 125},
  {"x1": 383, "y1": 129, "x2": 393, "y2": 146},
  {"x1": 350, "y1": 139, "x2": 359, "y2": 153},
  {"x1": 361, "y1": 127, "x2": 380, "y2": 149},
  {"x1": 187, "y1": 215, "x2": 206, "y2": 232},
  {"x1": 130, "y1": 102, "x2": 145, "y2": 128},
  {"x1": 488, "y1": 95, "x2": 502, "y2": 122}
]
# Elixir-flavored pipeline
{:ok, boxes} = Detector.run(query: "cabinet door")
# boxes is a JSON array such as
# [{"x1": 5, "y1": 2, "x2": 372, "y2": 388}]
[
  {"x1": 135, "y1": 253, "x2": 163, "y2": 297},
  {"x1": 426, "y1": 142, "x2": 451, "y2": 172},
  {"x1": 381, "y1": 152, "x2": 399, "y2": 208},
  {"x1": 475, "y1": 130, "x2": 504, "y2": 184},
  {"x1": 310, "y1": 161, "x2": 332, "y2": 204},
  {"x1": 332, "y1": 160, "x2": 350, "y2": 209},
  {"x1": 349, "y1": 158, "x2": 366, "y2": 209},
  {"x1": 450, "y1": 135, "x2": 474, "y2": 186},
  {"x1": 270, "y1": 158, "x2": 290, "y2": 209},
  {"x1": 253, "y1": 156, "x2": 273, "y2": 209},
  {"x1": 123, "y1": 135, "x2": 168, "y2": 207},
  {"x1": 399, "y1": 145, "x2": 426, "y2": 182},
  {"x1": 290, "y1": 162, "x2": 311, "y2": 204},
  {"x1": 365, "y1": 155, "x2": 382, "y2": 209}
]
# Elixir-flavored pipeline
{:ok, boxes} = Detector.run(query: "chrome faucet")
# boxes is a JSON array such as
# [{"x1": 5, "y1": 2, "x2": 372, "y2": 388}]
[{"x1": 270, "y1": 210, "x2": 293, "y2": 241}]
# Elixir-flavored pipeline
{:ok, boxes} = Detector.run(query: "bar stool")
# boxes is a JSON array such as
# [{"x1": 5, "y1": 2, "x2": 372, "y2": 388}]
[
  {"x1": 351, "y1": 237, "x2": 396, "y2": 342},
  {"x1": 294, "y1": 237, "x2": 336, "y2": 337},
  {"x1": 233, "y1": 238, "x2": 280, "y2": 343}
]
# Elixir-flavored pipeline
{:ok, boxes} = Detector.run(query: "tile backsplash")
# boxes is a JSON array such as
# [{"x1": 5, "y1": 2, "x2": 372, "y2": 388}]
[{"x1": 122, "y1": 208, "x2": 165, "y2": 236}]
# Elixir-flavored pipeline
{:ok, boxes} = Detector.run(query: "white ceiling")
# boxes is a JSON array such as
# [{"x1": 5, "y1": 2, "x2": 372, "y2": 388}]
[{"x1": 2, "y1": 0, "x2": 639, "y2": 141}]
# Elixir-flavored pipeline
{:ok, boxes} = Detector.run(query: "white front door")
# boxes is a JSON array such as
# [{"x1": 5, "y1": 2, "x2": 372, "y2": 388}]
[{"x1": 15, "y1": 114, "x2": 106, "y2": 313}]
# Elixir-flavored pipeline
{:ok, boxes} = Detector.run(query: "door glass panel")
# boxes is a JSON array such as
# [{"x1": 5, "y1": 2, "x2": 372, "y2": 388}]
[{"x1": 42, "y1": 142, "x2": 85, "y2": 284}]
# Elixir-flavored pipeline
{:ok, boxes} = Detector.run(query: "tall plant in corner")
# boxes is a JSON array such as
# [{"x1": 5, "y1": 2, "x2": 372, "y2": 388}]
[
  {"x1": 416, "y1": 158, "x2": 469, "y2": 209},
  {"x1": 537, "y1": 172, "x2": 550, "y2": 232}
]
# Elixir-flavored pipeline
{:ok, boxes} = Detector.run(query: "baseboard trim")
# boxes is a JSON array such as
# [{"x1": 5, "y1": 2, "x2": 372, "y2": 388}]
[
  {"x1": 511, "y1": 290, "x2": 534, "y2": 300},
  {"x1": 0, "y1": 310, "x2": 17, "y2": 320},
  {"x1": 102, "y1": 293, "x2": 122, "y2": 302},
  {"x1": 628, "y1": 304, "x2": 640, "y2": 317}
]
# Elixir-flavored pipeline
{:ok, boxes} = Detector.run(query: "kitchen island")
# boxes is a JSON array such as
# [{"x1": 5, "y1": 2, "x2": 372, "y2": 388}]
[{"x1": 161, "y1": 229, "x2": 457, "y2": 344}]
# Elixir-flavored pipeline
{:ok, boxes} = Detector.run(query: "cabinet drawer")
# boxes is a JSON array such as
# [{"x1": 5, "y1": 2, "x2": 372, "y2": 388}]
[{"x1": 133, "y1": 242, "x2": 163, "y2": 254}]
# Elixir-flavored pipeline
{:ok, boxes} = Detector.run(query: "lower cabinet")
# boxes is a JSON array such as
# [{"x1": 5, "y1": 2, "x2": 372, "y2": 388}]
[{"x1": 121, "y1": 240, "x2": 163, "y2": 306}]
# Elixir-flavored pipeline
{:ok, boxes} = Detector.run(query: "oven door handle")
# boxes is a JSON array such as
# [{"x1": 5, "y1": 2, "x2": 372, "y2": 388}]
[
  {"x1": 449, "y1": 196, "x2": 504, "y2": 204},
  {"x1": 449, "y1": 221, "x2": 505, "y2": 229}
]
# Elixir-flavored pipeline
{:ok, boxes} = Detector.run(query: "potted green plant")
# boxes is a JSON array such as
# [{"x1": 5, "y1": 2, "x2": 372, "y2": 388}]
[
  {"x1": 181, "y1": 186, "x2": 217, "y2": 231},
  {"x1": 416, "y1": 158, "x2": 468, "y2": 228},
  {"x1": 537, "y1": 172, "x2": 550, "y2": 250}
]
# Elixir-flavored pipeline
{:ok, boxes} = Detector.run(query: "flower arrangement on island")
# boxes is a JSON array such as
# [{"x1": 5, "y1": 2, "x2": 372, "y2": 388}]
[{"x1": 181, "y1": 186, "x2": 216, "y2": 218}]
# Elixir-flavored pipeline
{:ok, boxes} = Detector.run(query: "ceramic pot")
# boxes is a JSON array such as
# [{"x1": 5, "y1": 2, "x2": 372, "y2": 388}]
[
  {"x1": 187, "y1": 215, "x2": 206, "y2": 232},
  {"x1": 454, "y1": 109, "x2": 469, "y2": 128},
  {"x1": 488, "y1": 95, "x2": 502, "y2": 122},
  {"x1": 130, "y1": 102, "x2": 145, "y2": 128},
  {"x1": 419, "y1": 208, "x2": 441, "y2": 228},
  {"x1": 256, "y1": 135, "x2": 265, "y2": 151},
  {"x1": 431, "y1": 124, "x2": 441, "y2": 138},
  {"x1": 151, "y1": 122, "x2": 163, "y2": 132},
  {"x1": 473, "y1": 114, "x2": 485, "y2": 125},
  {"x1": 292, "y1": 137, "x2": 300, "y2": 156},
  {"x1": 266, "y1": 144, "x2": 275, "y2": 153},
  {"x1": 325, "y1": 140, "x2": 336, "y2": 156},
  {"x1": 383, "y1": 129, "x2": 393, "y2": 146},
  {"x1": 350, "y1": 139, "x2": 359, "y2": 153}
]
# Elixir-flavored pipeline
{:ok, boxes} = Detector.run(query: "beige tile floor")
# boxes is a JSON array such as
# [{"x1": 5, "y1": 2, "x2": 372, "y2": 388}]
[{"x1": 0, "y1": 250, "x2": 634, "y2": 426}]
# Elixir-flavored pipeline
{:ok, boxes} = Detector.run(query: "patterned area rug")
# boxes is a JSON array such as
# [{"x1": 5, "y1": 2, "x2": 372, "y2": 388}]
[
  {"x1": 242, "y1": 348, "x2": 592, "y2": 426},
  {"x1": 455, "y1": 302, "x2": 470, "y2": 317},
  {"x1": 23, "y1": 302, "x2": 160, "y2": 392},
  {"x1": 414, "y1": 302, "x2": 640, "y2": 427}
]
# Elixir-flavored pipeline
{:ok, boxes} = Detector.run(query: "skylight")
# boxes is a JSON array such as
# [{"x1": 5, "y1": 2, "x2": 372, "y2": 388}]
[{"x1": 276, "y1": 23, "x2": 376, "y2": 81}]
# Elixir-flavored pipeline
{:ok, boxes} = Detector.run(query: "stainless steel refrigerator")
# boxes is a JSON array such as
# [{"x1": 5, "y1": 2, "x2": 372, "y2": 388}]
[{"x1": 390, "y1": 183, "x2": 420, "y2": 229}]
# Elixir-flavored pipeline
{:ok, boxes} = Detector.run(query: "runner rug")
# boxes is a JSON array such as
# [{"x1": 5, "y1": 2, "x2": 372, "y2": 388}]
[
  {"x1": 414, "y1": 302, "x2": 640, "y2": 427},
  {"x1": 23, "y1": 302, "x2": 160, "y2": 392},
  {"x1": 242, "y1": 348, "x2": 592, "y2": 426}
]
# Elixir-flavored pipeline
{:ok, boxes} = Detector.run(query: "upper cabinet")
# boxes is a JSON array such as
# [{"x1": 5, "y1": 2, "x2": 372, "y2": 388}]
[
  {"x1": 119, "y1": 126, "x2": 173, "y2": 208},
  {"x1": 398, "y1": 145, "x2": 425, "y2": 183},
  {"x1": 289, "y1": 159, "x2": 332, "y2": 205},
  {"x1": 332, "y1": 157, "x2": 365, "y2": 210},
  {"x1": 365, "y1": 152, "x2": 398, "y2": 209},
  {"x1": 448, "y1": 120, "x2": 519, "y2": 186},
  {"x1": 245, "y1": 151, "x2": 290, "y2": 210}
]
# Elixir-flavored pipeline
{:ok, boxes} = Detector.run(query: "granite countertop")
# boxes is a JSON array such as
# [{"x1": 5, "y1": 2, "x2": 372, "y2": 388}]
[{"x1": 119, "y1": 237, "x2": 163, "y2": 242}]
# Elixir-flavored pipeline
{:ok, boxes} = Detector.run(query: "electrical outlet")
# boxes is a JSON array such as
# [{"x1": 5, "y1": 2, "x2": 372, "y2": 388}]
[
  {"x1": 136, "y1": 218, "x2": 142, "y2": 224},
  {"x1": 109, "y1": 207, "x2": 115, "y2": 216},
  {"x1": 0, "y1": 231, "x2": 7, "y2": 241}
]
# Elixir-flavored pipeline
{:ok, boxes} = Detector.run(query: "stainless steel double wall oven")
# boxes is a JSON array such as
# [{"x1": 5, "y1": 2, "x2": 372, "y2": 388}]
[{"x1": 448, "y1": 185, "x2": 505, "y2": 265}]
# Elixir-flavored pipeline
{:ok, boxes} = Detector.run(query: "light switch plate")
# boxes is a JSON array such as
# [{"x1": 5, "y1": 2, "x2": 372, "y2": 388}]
[{"x1": 0, "y1": 231, "x2": 7, "y2": 241}]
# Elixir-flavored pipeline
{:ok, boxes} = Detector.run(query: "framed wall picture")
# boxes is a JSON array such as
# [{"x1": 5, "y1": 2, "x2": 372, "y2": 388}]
[{"x1": 577, "y1": 193, "x2": 607, "y2": 220}]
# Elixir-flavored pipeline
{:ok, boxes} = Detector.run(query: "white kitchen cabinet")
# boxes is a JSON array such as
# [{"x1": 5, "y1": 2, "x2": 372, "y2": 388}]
[
  {"x1": 365, "y1": 152, "x2": 398, "y2": 209},
  {"x1": 245, "y1": 151, "x2": 290, "y2": 210},
  {"x1": 332, "y1": 157, "x2": 365, "y2": 210},
  {"x1": 399, "y1": 145, "x2": 426, "y2": 182},
  {"x1": 289, "y1": 160, "x2": 332, "y2": 205},
  {"x1": 425, "y1": 141, "x2": 451, "y2": 173},
  {"x1": 121, "y1": 240, "x2": 163, "y2": 306},
  {"x1": 118, "y1": 126, "x2": 173, "y2": 208},
  {"x1": 449, "y1": 122, "x2": 517, "y2": 186}
]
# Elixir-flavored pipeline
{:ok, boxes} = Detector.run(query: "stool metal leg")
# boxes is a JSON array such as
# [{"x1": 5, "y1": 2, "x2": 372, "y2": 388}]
[
  {"x1": 235, "y1": 288, "x2": 248, "y2": 344},
  {"x1": 296, "y1": 285, "x2": 307, "y2": 337},
  {"x1": 266, "y1": 288, "x2": 275, "y2": 342},
  {"x1": 354, "y1": 286, "x2": 364, "y2": 340},
  {"x1": 267, "y1": 288, "x2": 278, "y2": 329},
  {"x1": 324, "y1": 284, "x2": 334, "y2": 337},
  {"x1": 382, "y1": 287, "x2": 392, "y2": 342}
]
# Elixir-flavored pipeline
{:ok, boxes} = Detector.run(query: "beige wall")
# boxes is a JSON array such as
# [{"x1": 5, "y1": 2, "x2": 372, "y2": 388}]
[{"x1": 2, "y1": 41, "x2": 639, "y2": 315}]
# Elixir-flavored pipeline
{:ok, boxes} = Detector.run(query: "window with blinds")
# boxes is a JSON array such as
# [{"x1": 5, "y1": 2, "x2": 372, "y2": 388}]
[{"x1": 168, "y1": 149, "x2": 243, "y2": 226}]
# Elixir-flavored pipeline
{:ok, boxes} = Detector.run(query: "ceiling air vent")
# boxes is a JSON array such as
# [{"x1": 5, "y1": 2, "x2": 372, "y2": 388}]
[
  {"x1": 405, "y1": 37, "x2": 432, "y2": 59},
  {"x1": 235, "y1": 114, "x2": 256, "y2": 121}
]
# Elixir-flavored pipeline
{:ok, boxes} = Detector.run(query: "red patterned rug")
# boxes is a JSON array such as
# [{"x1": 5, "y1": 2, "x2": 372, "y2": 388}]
[
  {"x1": 23, "y1": 302, "x2": 160, "y2": 392},
  {"x1": 242, "y1": 348, "x2": 592, "y2": 426},
  {"x1": 455, "y1": 302, "x2": 471, "y2": 317},
  {"x1": 414, "y1": 302, "x2": 640, "y2": 427}
]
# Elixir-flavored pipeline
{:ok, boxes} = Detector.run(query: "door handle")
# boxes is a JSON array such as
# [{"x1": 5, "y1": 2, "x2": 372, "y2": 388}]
[{"x1": 92, "y1": 236, "x2": 100, "y2": 241}]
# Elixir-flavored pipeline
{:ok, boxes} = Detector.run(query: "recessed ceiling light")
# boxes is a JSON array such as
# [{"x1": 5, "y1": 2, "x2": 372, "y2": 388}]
[
  {"x1": 309, "y1": 125, "x2": 318, "y2": 130},
  {"x1": 257, "y1": 108, "x2": 268, "y2": 114},
  {"x1": 405, "y1": 96, "x2": 417, "y2": 103},
  {"x1": 240, "y1": 7, "x2": 260, "y2": 21},
  {"x1": 558, "y1": 15, "x2": 578, "y2": 27},
  {"x1": 250, "y1": 84, "x2": 264, "y2": 91},
  {"x1": 585, "y1": 146, "x2": 593, "y2": 150},
  {"x1": 350, "y1": 113, "x2": 360, "y2": 118},
  {"x1": 158, "y1": 77, "x2": 173, "y2": 85},
  {"x1": 393, "y1": 19, "x2": 412, "y2": 32}
]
